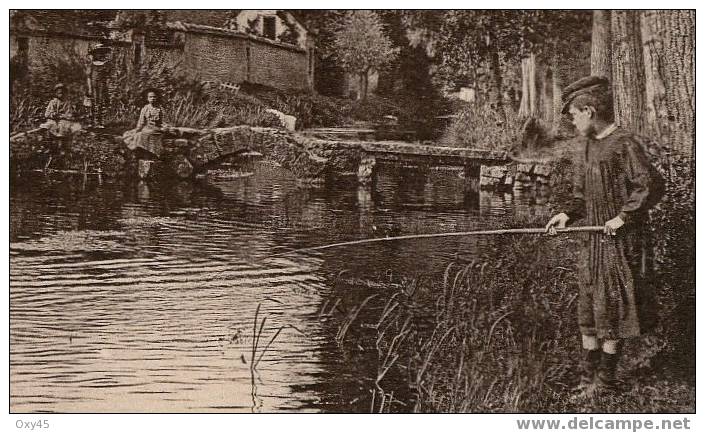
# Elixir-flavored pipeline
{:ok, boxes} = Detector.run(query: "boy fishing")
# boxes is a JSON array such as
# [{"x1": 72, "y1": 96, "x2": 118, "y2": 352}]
[{"x1": 545, "y1": 76, "x2": 664, "y2": 393}]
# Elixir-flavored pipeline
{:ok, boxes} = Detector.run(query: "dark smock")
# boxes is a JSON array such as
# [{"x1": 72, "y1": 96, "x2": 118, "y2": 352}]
[{"x1": 564, "y1": 127, "x2": 662, "y2": 339}]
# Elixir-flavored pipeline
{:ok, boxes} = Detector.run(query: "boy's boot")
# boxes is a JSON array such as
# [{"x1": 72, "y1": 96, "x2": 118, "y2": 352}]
[
  {"x1": 578, "y1": 349, "x2": 601, "y2": 388},
  {"x1": 596, "y1": 351, "x2": 620, "y2": 390}
]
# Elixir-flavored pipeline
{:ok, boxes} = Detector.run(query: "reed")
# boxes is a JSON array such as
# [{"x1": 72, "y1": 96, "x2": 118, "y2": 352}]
[
  {"x1": 438, "y1": 102, "x2": 522, "y2": 151},
  {"x1": 248, "y1": 301, "x2": 305, "y2": 385},
  {"x1": 331, "y1": 216, "x2": 694, "y2": 413}
]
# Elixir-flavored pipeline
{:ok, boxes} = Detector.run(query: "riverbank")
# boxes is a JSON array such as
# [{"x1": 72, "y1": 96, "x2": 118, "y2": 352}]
[{"x1": 330, "y1": 216, "x2": 694, "y2": 413}]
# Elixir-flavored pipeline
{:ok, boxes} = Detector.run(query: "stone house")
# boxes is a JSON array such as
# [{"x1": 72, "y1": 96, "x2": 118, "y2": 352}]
[{"x1": 10, "y1": 10, "x2": 315, "y2": 93}]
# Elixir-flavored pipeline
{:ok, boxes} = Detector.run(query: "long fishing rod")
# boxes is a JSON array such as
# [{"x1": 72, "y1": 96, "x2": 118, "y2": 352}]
[
  {"x1": 204, "y1": 225, "x2": 604, "y2": 281},
  {"x1": 267, "y1": 225, "x2": 605, "y2": 258}
]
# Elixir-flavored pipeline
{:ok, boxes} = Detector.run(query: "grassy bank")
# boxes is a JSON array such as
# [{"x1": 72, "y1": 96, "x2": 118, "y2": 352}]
[
  {"x1": 438, "y1": 102, "x2": 522, "y2": 152},
  {"x1": 330, "y1": 217, "x2": 693, "y2": 413},
  {"x1": 10, "y1": 49, "x2": 420, "y2": 135},
  {"x1": 328, "y1": 151, "x2": 694, "y2": 413}
]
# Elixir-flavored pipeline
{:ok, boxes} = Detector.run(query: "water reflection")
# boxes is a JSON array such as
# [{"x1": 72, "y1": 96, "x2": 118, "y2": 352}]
[{"x1": 10, "y1": 163, "x2": 547, "y2": 412}]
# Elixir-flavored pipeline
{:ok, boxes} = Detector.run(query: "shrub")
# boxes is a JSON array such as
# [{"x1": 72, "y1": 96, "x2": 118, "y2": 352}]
[
  {"x1": 439, "y1": 102, "x2": 521, "y2": 151},
  {"x1": 164, "y1": 94, "x2": 280, "y2": 129},
  {"x1": 10, "y1": 95, "x2": 43, "y2": 134},
  {"x1": 647, "y1": 154, "x2": 695, "y2": 376}
]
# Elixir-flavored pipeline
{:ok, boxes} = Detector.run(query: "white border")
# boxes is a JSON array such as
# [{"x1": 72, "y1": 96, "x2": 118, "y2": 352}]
[{"x1": 2, "y1": 2, "x2": 701, "y2": 433}]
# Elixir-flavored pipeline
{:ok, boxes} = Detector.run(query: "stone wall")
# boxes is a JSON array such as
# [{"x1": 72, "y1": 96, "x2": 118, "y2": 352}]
[
  {"x1": 181, "y1": 32, "x2": 249, "y2": 83},
  {"x1": 480, "y1": 162, "x2": 553, "y2": 191},
  {"x1": 9, "y1": 125, "x2": 355, "y2": 181},
  {"x1": 246, "y1": 38, "x2": 310, "y2": 90},
  {"x1": 11, "y1": 33, "x2": 136, "y2": 99},
  {"x1": 12, "y1": 17, "x2": 313, "y2": 94},
  {"x1": 180, "y1": 31, "x2": 310, "y2": 90}
]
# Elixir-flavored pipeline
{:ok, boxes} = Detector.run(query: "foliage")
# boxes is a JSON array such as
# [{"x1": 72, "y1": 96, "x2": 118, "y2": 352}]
[
  {"x1": 647, "y1": 154, "x2": 695, "y2": 377},
  {"x1": 333, "y1": 10, "x2": 399, "y2": 99},
  {"x1": 438, "y1": 102, "x2": 521, "y2": 151},
  {"x1": 238, "y1": 81, "x2": 411, "y2": 129},
  {"x1": 164, "y1": 93, "x2": 281, "y2": 129},
  {"x1": 10, "y1": 95, "x2": 44, "y2": 134},
  {"x1": 29, "y1": 47, "x2": 89, "y2": 102},
  {"x1": 433, "y1": 11, "x2": 590, "y2": 95},
  {"x1": 275, "y1": 11, "x2": 301, "y2": 45},
  {"x1": 113, "y1": 10, "x2": 166, "y2": 28},
  {"x1": 246, "y1": 18, "x2": 259, "y2": 35},
  {"x1": 10, "y1": 48, "x2": 90, "y2": 133},
  {"x1": 330, "y1": 213, "x2": 694, "y2": 412},
  {"x1": 223, "y1": 10, "x2": 242, "y2": 30},
  {"x1": 294, "y1": 11, "x2": 346, "y2": 60}
]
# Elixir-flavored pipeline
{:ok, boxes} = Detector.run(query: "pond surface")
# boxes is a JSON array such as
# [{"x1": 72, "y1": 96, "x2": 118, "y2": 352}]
[{"x1": 10, "y1": 162, "x2": 550, "y2": 413}]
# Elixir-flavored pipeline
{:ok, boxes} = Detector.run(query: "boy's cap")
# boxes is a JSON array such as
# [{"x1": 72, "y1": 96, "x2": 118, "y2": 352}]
[
  {"x1": 54, "y1": 83, "x2": 65, "y2": 90},
  {"x1": 561, "y1": 76, "x2": 610, "y2": 114},
  {"x1": 90, "y1": 43, "x2": 112, "y2": 57}
]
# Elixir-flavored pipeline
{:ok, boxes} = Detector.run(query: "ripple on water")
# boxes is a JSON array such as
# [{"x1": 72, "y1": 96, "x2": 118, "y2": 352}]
[{"x1": 10, "y1": 165, "x2": 541, "y2": 412}]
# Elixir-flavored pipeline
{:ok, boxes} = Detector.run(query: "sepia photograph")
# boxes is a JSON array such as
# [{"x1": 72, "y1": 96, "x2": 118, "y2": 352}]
[{"x1": 5, "y1": 4, "x2": 696, "y2": 427}]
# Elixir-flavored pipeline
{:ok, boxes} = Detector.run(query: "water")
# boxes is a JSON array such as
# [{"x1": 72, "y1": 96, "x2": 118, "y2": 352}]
[{"x1": 10, "y1": 162, "x2": 549, "y2": 413}]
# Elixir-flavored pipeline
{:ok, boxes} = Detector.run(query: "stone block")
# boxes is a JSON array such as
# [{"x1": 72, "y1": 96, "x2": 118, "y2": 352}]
[
  {"x1": 481, "y1": 165, "x2": 508, "y2": 179},
  {"x1": 533, "y1": 164, "x2": 551, "y2": 176},
  {"x1": 515, "y1": 172, "x2": 532, "y2": 182},
  {"x1": 174, "y1": 138, "x2": 189, "y2": 148},
  {"x1": 266, "y1": 108, "x2": 297, "y2": 131},
  {"x1": 517, "y1": 163, "x2": 534, "y2": 174},
  {"x1": 480, "y1": 176, "x2": 501, "y2": 187}
]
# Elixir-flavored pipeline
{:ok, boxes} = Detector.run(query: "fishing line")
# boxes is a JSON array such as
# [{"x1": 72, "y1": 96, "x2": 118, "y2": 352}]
[
  {"x1": 266, "y1": 225, "x2": 605, "y2": 258},
  {"x1": 204, "y1": 225, "x2": 606, "y2": 281}
]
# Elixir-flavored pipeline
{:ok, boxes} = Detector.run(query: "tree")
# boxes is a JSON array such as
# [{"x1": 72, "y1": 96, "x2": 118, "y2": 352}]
[
  {"x1": 611, "y1": 10, "x2": 646, "y2": 135},
  {"x1": 114, "y1": 10, "x2": 165, "y2": 29},
  {"x1": 433, "y1": 11, "x2": 514, "y2": 108},
  {"x1": 591, "y1": 10, "x2": 612, "y2": 78},
  {"x1": 605, "y1": 10, "x2": 694, "y2": 159},
  {"x1": 434, "y1": 10, "x2": 590, "y2": 125},
  {"x1": 640, "y1": 10, "x2": 694, "y2": 158},
  {"x1": 332, "y1": 10, "x2": 398, "y2": 100}
]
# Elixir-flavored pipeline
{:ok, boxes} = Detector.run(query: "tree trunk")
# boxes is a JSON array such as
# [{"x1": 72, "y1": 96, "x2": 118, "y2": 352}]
[
  {"x1": 640, "y1": 10, "x2": 669, "y2": 144},
  {"x1": 359, "y1": 73, "x2": 366, "y2": 101},
  {"x1": 551, "y1": 55, "x2": 575, "y2": 137},
  {"x1": 591, "y1": 10, "x2": 612, "y2": 78},
  {"x1": 487, "y1": 34, "x2": 503, "y2": 108},
  {"x1": 518, "y1": 53, "x2": 537, "y2": 119},
  {"x1": 529, "y1": 53, "x2": 537, "y2": 116},
  {"x1": 660, "y1": 10, "x2": 694, "y2": 158},
  {"x1": 611, "y1": 10, "x2": 646, "y2": 135},
  {"x1": 519, "y1": 57, "x2": 530, "y2": 117},
  {"x1": 542, "y1": 67, "x2": 554, "y2": 126}
]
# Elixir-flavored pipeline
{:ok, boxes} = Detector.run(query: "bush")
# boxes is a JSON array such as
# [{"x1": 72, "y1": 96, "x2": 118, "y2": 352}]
[
  {"x1": 439, "y1": 102, "x2": 521, "y2": 151},
  {"x1": 647, "y1": 154, "x2": 695, "y2": 376},
  {"x1": 164, "y1": 93, "x2": 281, "y2": 129},
  {"x1": 10, "y1": 95, "x2": 43, "y2": 134},
  {"x1": 11, "y1": 49, "x2": 432, "y2": 133}
]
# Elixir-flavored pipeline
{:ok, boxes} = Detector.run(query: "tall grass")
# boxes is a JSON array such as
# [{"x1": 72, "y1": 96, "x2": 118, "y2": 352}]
[
  {"x1": 13, "y1": 47, "x2": 428, "y2": 133},
  {"x1": 164, "y1": 94, "x2": 281, "y2": 130},
  {"x1": 10, "y1": 95, "x2": 43, "y2": 134},
  {"x1": 331, "y1": 214, "x2": 694, "y2": 413},
  {"x1": 439, "y1": 102, "x2": 522, "y2": 151}
]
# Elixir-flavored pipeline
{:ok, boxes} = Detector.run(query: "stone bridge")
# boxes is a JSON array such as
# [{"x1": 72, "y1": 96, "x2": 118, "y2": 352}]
[
  {"x1": 125, "y1": 127, "x2": 510, "y2": 184},
  {"x1": 11, "y1": 125, "x2": 510, "y2": 184},
  {"x1": 355, "y1": 141, "x2": 509, "y2": 184}
]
